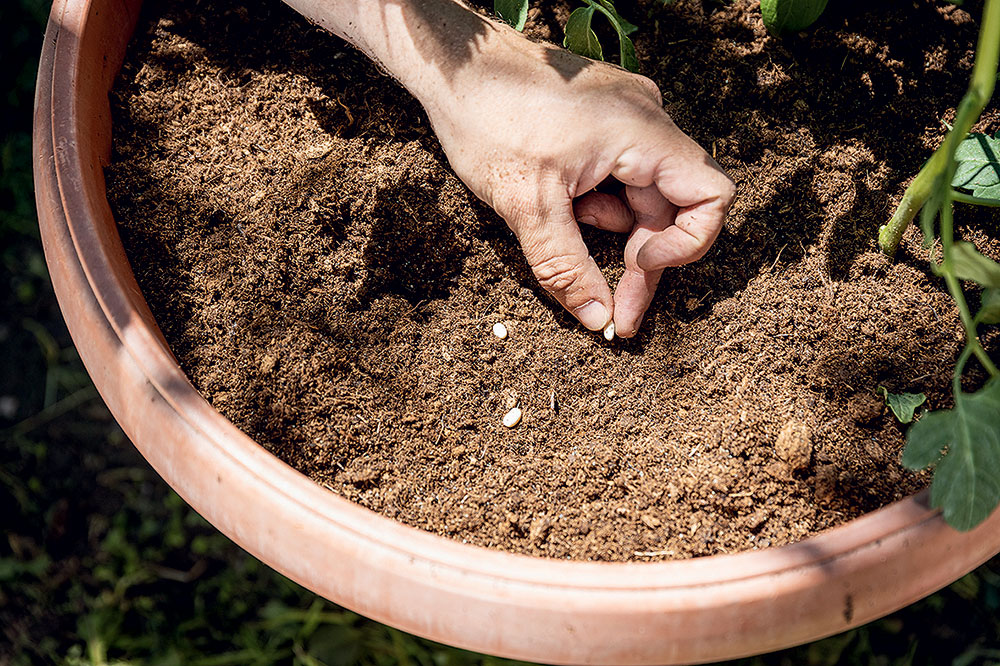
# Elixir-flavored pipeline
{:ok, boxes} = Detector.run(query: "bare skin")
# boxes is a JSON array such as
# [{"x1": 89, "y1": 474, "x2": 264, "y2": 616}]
[{"x1": 282, "y1": 0, "x2": 736, "y2": 337}]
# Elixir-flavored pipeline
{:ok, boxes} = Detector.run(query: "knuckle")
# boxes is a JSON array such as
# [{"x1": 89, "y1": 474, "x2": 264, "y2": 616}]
[
  {"x1": 717, "y1": 175, "x2": 737, "y2": 207},
  {"x1": 531, "y1": 254, "x2": 588, "y2": 295},
  {"x1": 633, "y1": 75, "x2": 663, "y2": 105}
]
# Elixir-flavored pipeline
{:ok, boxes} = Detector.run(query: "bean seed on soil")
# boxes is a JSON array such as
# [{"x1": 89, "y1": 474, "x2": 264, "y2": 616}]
[
  {"x1": 492, "y1": 322, "x2": 508, "y2": 339},
  {"x1": 502, "y1": 407, "x2": 522, "y2": 428}
]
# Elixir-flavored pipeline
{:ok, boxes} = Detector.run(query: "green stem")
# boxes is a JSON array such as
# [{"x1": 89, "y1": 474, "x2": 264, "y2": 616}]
[
  {"x1": 953, "y1": 344, "x2": 975, "y2": 395},
  {"x1": 586, "y1": 0, "x2": 626, "y2": 59},
  {"x1": 951, "y1": 190, "x2": 1000, "y2": 207},
  {"x1": 879, "y1": 0, "x2": 1000, "y2": 255},
  {"x1": 940, "y1": 198, "x2": 1000, "y2": 378}
]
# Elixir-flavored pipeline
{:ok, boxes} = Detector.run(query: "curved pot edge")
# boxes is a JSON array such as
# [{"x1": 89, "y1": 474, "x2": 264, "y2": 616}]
[{"x1": 32, "y1": 0, "x2": 1000, "y2": 663}]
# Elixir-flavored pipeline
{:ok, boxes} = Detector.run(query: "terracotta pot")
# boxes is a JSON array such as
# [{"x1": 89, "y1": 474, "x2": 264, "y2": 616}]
[{"x1": 33, "y1": 0, "x2": 1000, "y2": 663}]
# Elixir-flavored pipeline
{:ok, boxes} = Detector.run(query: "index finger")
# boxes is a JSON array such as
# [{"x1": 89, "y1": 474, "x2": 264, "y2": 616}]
[{"x1": 504, "y1": 194, "x2": 615, "y2": 332}]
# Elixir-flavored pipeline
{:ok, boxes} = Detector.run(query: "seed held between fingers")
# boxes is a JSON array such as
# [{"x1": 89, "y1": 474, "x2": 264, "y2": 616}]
[{"x1": 603, "y1": 322, "x2": 615, "y2": 341}]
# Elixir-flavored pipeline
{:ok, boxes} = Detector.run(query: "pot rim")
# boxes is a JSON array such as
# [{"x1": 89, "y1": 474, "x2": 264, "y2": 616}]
[{"x1": 33, "y1": 0, "x2": 1000, "y2": 663}]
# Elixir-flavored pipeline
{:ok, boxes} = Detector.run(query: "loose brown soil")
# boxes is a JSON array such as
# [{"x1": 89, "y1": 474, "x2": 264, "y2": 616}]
[{"x1": 106, "y1": 0, "x2": 1000, "y2": 561}]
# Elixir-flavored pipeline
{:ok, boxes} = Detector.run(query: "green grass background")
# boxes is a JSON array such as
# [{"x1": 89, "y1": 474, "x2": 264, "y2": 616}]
[{"x1": 2, "y1": 0, "x2": 999, "y2": 663}]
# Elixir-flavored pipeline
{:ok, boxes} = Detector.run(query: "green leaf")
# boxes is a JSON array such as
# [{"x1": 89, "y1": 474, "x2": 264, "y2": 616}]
[
  {"x1": 564, "y1": 7, "x2": 604, "y2": 61},
  {"x1": 903, "y1": 379, "x2": 1000, "y2": 531},
  {"x1": 976, "y1": 182, "x2": 1000, "y2": 199},
  {"x1": 950, "y1": 241, "x2": 1000, "y2": 288},
  {"x1": 586, "y1": 0, "x2": 640, "y2": 71},
  {"x1": 495, "y1": 0, "x2": 529, "y2": 31},
  {"x1": 618, "y1": 33, "x2": 639, "y2": 72},
  {"x1": 952, "y1": 132, "x2": 1000, "y2": 202},
  {"x1": 977, "y1": 288, "x2": 1000, "y2": 325},
  {"x1": 760, "y1": 0, "x2": 829, "y2": 36},
  {"x1": 594, "y1": 0, "x2": 638, "y2": 34},
  {"x1": 878, "y1": 387, "x2": 927, "y2": 424}
]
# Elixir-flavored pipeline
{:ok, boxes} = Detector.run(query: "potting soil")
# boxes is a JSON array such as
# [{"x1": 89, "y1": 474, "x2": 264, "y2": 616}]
[{"x1": 106, "y1": 0, "x2": 1000, "y2": 561}]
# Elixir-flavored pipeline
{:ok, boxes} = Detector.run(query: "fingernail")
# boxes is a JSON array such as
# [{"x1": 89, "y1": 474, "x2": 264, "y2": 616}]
[
  {"x1": 636, "y1": 242, "x2": 653, "y2": 272},
  {"x1": 575, "y1": 301, "x2": 610, "y2": 331},
  {"x1": 578, "y1": 215, "x2": 597, "y2": 227}
]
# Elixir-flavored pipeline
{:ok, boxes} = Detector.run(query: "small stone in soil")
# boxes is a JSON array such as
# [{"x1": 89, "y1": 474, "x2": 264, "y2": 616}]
[
  {"x1": 492, "y1": 322, "x2": 508, "y2": 339},
  {"x1": 502, "y1": 407, "x2": 522, "y2": 428},
  {"x1": 775, "y1": 420, "x2": 813, "y2": 471},
  {"x1": 303, "y1": 142, "x2": 334, "y2": 160},
  {"x1": 529, "y1": 516, "x2": 552, "y2": 544}
]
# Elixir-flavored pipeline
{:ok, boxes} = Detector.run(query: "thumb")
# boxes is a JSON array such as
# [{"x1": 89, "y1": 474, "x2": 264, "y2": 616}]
[{"x1": 508, "y1": 197, "x2": 614, "y2": 332}]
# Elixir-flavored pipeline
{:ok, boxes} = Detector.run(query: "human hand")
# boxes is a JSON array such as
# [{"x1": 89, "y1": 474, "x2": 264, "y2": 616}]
[{"x1": 419, "y1": 27, "x2": 735, "y2": 338}]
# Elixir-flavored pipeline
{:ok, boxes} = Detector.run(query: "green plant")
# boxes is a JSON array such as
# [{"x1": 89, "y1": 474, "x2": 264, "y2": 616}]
[
  {"x1": 760, "y1": 0, "x2": 828, "y2": 36},
  {"x1": 877, "y1": 0, "x2": 1000, "y2": 531},
  {"x1": 878, "y1": 387, "x2": 927, "y2": 424},
  {"x1": 495, "y1": 0, "x2": 834, "y2": 72},
  {"x1": 494, "y1": 0, "x2": 640, "y2": 72}
]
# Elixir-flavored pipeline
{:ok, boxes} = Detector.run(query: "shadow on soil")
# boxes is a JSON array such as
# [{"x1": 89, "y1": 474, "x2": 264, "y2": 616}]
[{"x1": 113, "y1": 0, "x2": 997, "y2": 356}]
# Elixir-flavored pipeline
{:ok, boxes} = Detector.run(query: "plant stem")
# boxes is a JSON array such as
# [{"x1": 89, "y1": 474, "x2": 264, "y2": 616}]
[
  {"x1": 878, "y1": 0, "x2": 1000, "y2": 255},
  {"x1": 952, "y1": 190, "x2": 1000, "y2": 207},
  {"x1": 953, "y1": 344, "x2": 975, "y2": 395},
  {"x1": 939, "y1": 198, "x2": 1000, "y2": 378}
]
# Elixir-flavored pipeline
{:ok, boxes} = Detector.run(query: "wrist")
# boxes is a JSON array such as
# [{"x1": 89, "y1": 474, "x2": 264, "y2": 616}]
[{"x1": 404, "y1": 14, "x2": 528, "y2": 117}]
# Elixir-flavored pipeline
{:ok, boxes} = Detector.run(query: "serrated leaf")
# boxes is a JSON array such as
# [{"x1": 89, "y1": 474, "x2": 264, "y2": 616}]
[
  {"x1": 903, "y1": 380, "x2": 1000, "y2": 531},
  {"x1": 495, "y1": 0, "x2": 529, "y2": 31},
  {"x1": 760, "y1": 0, "x2": 829, "y2": 36},
  {"x1": 977, "y1": 288, "x2": 1000, "y2": 325},
  {"x1": 952, "y1": 132, "x2": 1000, "y2": 201},
  {"x1": 564, "y1": 7, "x2": 603, "y2": 60},
  {"x1": 950, "y1": 241, "x2": 1000, "y2": 288},
  {"x1": 878, "y1": 387, "x2": 926, "y2": 424}
]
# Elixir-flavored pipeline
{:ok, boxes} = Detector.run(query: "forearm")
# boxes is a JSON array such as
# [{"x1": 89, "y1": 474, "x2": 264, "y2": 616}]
[{"x1": 281, "y1": 0, "x2": 504, "y2": 110}]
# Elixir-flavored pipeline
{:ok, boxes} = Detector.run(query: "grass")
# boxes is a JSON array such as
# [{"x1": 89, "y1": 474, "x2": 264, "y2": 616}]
[{"x1": 2, "y1": 0, "x2": 999, "y2": 664}]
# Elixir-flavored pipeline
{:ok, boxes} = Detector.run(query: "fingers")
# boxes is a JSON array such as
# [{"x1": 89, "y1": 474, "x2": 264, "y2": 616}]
[
  {"x1": 509, "y1": 196, "x2": 614, "y2": 332},
  {"x1": 573, "y1": 191, "x2": 634, "y2": 233},
  {"x1": 641, "y1": 159, "x2": 735, "y2": 270},
  {"x1": 613, "y1": 184, "x2": 674, "y2": 338},
  {"x1": 612, "y1": 126, "x2": 736, "y2": 272}
]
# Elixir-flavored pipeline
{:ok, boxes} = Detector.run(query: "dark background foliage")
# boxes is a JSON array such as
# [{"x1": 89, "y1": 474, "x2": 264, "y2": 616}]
[{"x1": 2, "y1": 0, "x2": 998, "y2": 664}]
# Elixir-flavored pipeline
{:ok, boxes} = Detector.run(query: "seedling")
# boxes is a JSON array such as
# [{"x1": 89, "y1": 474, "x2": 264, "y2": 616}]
[
  {"x1": 878, "y1": 0, "x2": 1000, "y2": 531},
  {"x1": 760, "y1": 0, "x2": 828, "y2": 36},
  {"x1": 496, "y1": 0, "x2": 831, "y2": 72},
  {"x1": 877, "y1": 387, "x2": 926, "y2": 424},
  {"x1": 495, "y1": 0, "x2": 640, "y2": 72}
]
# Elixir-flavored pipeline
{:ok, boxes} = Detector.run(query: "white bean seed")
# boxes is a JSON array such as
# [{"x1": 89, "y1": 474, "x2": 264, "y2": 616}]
[
  {"x1": 603, "y1": 322, "x2": 615, "y2": 341},
  {"x1": 492, "y1": 322, "x2": 508, "y2": 339},
  {"x1": 502, "y1": 406, "x2": 522, "y2": 428}
]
